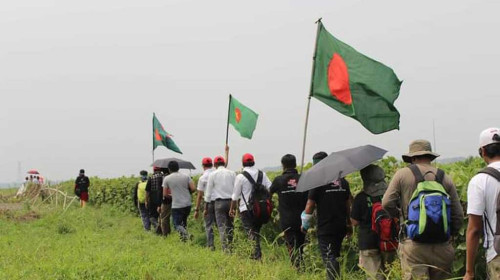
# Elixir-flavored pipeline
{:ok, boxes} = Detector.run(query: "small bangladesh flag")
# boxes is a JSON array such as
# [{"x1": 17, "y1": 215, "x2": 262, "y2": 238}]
[
  {"x1": 228, "y1": 95, "x2": 259, "y2": 139},
  {"x1": 311, "y1": 21, "x2": 402, "y2": 134},
  {"x1": 153, "y1": 113, "x2": 182, "y2": 154}
]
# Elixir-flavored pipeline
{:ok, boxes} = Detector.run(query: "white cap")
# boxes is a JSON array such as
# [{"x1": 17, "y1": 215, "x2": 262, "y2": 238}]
[{"x1": 479, "y1": 127, "x2": 500, "y2": 148}]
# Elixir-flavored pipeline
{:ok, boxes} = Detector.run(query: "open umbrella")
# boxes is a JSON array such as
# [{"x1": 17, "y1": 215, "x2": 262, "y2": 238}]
[
  {"x1": 27, "y1": 169, "x2": 39, "y2": 175},
  {"x1": 297, "y1": 145, "x2": 387, "y2": 192},
  {"x1": 152, "y1": 158, "x2": 196, "y2": 170}
]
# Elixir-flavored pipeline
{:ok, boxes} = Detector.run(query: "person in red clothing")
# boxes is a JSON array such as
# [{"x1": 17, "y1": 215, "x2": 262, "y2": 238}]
[{"x1": 75, "y1": 169, "x2": 90, "y2": 207}]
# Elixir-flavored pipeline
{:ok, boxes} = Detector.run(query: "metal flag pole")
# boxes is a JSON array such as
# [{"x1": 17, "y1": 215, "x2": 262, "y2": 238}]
[
  {"x1": 300, "y1": 18, "x2": 322, "y2": 174},
  {"x1": 225, "y1": 94, "x2": 232, "y2": 167}
]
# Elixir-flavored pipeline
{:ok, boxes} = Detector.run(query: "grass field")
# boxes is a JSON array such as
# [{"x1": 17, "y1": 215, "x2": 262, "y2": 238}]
[{"x1": 0, "y1": 201, "x2": 358, "y2": 280}]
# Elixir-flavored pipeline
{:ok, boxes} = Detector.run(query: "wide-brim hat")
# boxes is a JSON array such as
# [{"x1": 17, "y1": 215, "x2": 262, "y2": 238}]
[{"x1": 402, "y1": 139, "x2": 440, "y2": 163}]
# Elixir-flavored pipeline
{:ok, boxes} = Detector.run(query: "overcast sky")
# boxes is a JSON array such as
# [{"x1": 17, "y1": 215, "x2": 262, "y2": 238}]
[{"x1": 1, "y1": 0, "x2": 499, "y2": 182}]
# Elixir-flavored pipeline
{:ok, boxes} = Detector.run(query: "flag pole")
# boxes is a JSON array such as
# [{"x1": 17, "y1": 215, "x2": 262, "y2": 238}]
[
  {"x1": 152, "y1": 113, "x2": 155, "y2": 168},
  {"x1": 225, "y1": 94, "x2": 232, "y2": 166},
  {"x1": 300, "y1": 18, "x2": 322, "y2": 174}
]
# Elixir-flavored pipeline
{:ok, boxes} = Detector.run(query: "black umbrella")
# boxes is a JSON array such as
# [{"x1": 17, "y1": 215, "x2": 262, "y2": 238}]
[
  {"x1": 152, "y1": 158, "x2": 196, "y2": 170},
  {"x1": 296, "y1": 145, "x2": 387, "y2": 192}
]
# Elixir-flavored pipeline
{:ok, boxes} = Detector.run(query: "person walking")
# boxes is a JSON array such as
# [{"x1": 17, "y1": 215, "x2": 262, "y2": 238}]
[
  {"x1": 205, "y1": 156, "x2": 236, "y2": 252},
  {"x1": 351, "y1": 165, "x2": 397, "y2": 280},
  {"x1": 230, "y1": 153, "x2": 272, "y2": 260},
  {"x1": 134, "y1": 170, "x2": 150, "y2": 231},
  {"x1": 270, "y1": 154, "x2": 308, "y2": 270},
  {"x1": 146, "y1": 166, "x2": 164, "y2": 235},
  {"x1": 75, "y1": 169, "x2": 90, "y2": 208},
  {"x1": 382, "y1": 139, "x2": 463, "y2": 280},
  {"x1": 162, "y1": 161, "x2": 195, "y2": 241},
  {"x1": 301, "y1": 152, "x2": 353, "y2": 280},
  {"x1": 194, "y1": 157, "x2": 216, "y2": 250},
  {"x1": 464, "y1": 128, "x2": 500, "y2": 280}
]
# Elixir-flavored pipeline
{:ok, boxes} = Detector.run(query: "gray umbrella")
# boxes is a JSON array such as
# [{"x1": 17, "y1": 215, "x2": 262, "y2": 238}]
[
  {"x1": 296, "y1": 145, "x2": 387, "y2": 192},
  {"x1": 152, "y1": 158, "x2": 196, "y2": 170}
]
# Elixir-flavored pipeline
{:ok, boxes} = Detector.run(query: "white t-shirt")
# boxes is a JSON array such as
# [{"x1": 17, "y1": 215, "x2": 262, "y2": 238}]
[
  {"x1": 467, "y1": 161, "x2": 500, "y2": 262},
  {"x1": 197, "y1": 168, "x2": 214, "y2": 194},
  {"x1": 205, "y1": 166, "x2": 236, "y2": 202},
  {"x1": 232, "y1": 166, "x2": 272, "y2": 212}
]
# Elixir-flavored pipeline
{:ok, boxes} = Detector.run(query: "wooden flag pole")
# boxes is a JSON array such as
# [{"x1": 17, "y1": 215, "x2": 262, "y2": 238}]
[
  {"x1": 152, "y1": 113, "x2": 155, "y2": 168},
  {"x1": 225, "y1": 94, "x2": 232, "y2": 166},
  {"x1": 300, "y1": 18, "x2": 322, "y2": 174}
]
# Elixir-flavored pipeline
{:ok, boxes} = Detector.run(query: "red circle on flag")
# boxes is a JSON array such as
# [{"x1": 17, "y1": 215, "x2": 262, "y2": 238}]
[
  {"x1": 235, "y1": 108, "x2": 242, "y2": 123},
  {"x1": 327, "y1": 53, "x2": 352, "y2": 105}
]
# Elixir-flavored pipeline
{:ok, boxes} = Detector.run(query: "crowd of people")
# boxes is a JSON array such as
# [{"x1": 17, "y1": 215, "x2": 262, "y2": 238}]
[{"x1": 122, "y1": 127, "x2": 500, "y2": 280}]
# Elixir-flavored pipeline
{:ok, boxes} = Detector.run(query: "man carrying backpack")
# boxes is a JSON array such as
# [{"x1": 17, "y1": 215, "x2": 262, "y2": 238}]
[
  {"x1": 351, "y1": 164, "x2": 397, "y2": 280},
  {"x1": 270, "y1": 154, "x2": 308, "y2": 270},
  {"x1": 229, "y1": 153, "x2": 272, "y2": 260},
  {"x1": 134, "y1": 170, "x2": 150, "y2": 231},
  {"x1": 464, "y1": 128, "x2": 500, "y2": 280},
  {"x1": 146, "y1": 166, "x2": 165, "y2": 235},
  {"x1": 301, "y1": 151, "x2": 353, "y2": 280},
  {"x1": 205, "y1": 156, "x2": 236, "y2": 252},
  {"x1": 382, "y1": 139, "x2": 463, "y2": 280}
]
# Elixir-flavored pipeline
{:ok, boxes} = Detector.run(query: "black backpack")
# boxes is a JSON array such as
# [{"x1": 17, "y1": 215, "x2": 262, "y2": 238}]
[
  {"x1": 241, "y1": 171, "x2": 273, "y2": 224},
  {"x1": 479, "y1": 167, "x2": 500, "y2": 254}
]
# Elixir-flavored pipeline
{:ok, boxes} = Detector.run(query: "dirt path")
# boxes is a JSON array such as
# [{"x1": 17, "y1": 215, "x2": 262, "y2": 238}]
[{"x1": 0, "y1": 202, "x2": 23, "y2": 211}]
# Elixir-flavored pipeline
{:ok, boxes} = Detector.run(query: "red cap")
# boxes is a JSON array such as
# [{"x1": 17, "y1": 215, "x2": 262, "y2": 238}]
[
  {"x1": 202, "y1": 157, "x2": 212, "y2": 165},
  {"x1": 214, "y1": 156, "x2": 225, "y2": 164},
  {"x1": 153, "y1": 166, "x2": 161, "y2": 171},
  {"x1": 242, "y1": 153, "x2": 254, "y2": 163}
]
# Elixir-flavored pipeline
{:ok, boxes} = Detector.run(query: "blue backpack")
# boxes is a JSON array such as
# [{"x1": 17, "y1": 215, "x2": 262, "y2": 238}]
[{"x1": 406, "y1": 165, "x2": 451, "y2": 243}]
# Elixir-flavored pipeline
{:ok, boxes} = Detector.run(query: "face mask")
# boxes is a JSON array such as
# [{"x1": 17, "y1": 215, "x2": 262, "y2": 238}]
[{"x1": 141, "y1": 176, "x2": 147, "y2": 181}]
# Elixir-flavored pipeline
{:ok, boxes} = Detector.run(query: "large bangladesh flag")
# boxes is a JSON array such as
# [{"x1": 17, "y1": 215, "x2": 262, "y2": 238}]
[
  {"x1": 153, "y1": 113, "x2": 182, "y2": 154},
  {"x1": 228, "y1": 95, "x2": 259, "y2": 139},
  {"x1": 311, "y1": 21, "x2": 402, "y2": 134}
]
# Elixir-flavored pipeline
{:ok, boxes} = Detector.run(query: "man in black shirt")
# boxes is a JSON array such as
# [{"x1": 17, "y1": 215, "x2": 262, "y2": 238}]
[
  {"x1": 301, "y1": 152, "x2": 352, "y2": 280},
  {"x1": 270, "y1": 154, "x2": 308, "y2": 270},
  {"x1": 351, "y1": 164, "x2": 395, "y2": 280},
  {"x1": 145, "y1": 166, "x2": 165, "y2": 234},
  {"x1": 75, "y1": 169, "x2": 90, "y2": 208}
]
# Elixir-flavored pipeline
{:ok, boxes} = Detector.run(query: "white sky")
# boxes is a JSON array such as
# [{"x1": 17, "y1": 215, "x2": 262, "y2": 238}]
[{"x1": 1, "y1": 0, "x2": 499, "y2": 182}]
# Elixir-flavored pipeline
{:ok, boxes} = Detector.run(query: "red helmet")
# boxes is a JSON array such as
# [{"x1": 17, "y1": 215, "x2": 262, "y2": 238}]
[
  {"x1": 242, "y1": 153, "x2": 255, "y2": 163},
  {"x1": 214, "y1": 156, "x2": 225, "y2": 164},
  {"x1": 202, "y1": 157, "x2": 212, "y2": 165}
]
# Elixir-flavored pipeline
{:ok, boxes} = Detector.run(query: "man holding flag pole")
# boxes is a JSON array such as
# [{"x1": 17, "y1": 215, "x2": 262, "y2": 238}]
[{"x1": 299, "y1": 19, "x2": 402, "y2": 280}]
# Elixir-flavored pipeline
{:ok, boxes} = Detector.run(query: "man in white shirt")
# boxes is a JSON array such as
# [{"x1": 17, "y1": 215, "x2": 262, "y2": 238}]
[
  {"x1": 194, "y1": 157, "x2": 215, "y2": 250},
  {"x1": 205, "y1": 156, "x2": 236, "y2": 252},
  {"x1": 465, "y1": 127, "x2": 500, "y2": 280},
  {"x1": 230, "y1": 153, "x2": 272, "y2": 260}
]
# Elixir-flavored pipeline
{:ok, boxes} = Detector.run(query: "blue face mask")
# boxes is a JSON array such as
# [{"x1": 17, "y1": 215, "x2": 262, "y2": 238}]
[{"x1": 141, "y1": 176, "x2": 148, "y2": 181}]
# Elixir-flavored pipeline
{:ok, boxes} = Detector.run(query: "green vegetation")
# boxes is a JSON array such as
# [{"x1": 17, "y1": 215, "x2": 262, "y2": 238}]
[{"x1": 0, "y1": 157, "x2": 489, "y2": 279}]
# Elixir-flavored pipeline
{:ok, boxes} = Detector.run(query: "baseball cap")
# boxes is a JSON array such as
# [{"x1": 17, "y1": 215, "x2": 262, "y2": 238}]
[
  {"x1": 202, "y1": 157, "x2": 212, "y2": 165},
  {"x1": 214, "y1": 156, "x2": 225, "y2": 164},
  {"x1": 479, "y1": 127, "x2": 500, "y2": 148},
  {"x1": 242, "y1": 153, "x2": 255, "y2": 163}
]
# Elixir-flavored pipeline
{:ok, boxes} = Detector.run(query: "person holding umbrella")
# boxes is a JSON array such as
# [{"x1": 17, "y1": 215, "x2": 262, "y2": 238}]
[{"x1": 301, "y1": 152, "x2": 353, "y2": 280}]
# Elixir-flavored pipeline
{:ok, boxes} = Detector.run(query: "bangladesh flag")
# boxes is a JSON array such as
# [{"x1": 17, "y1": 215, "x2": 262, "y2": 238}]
[
  {"x1": 311, "y1": 21, "x2": 402, "y2": 134},
  {"x1": 153, "y1": 113, "x2": 182, "y2": 154},
  {"x1": 228, "y1": 95, "x2": 259, "y2": 139}
]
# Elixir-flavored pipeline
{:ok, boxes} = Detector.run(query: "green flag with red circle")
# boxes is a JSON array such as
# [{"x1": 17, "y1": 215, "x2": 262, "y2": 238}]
[
  {"x1": 153, "y1": 113, "x2": 182, "y2": 154},
  {"x1": 228, "y1": 95, "x2": 259, "y2": 139},
  {"x1": 311, "y1": 21, "x2": 402, "y2": 134}
]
